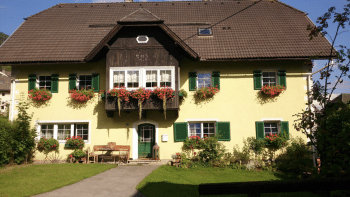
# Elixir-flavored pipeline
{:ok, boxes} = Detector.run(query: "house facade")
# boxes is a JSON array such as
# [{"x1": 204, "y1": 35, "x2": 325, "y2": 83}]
[
  {"x1": 0, "y1": 0, "x2": 333, "y2": 161},
  {"x1": 0, "y1": 69, "x2": 11, "y2": 116}
]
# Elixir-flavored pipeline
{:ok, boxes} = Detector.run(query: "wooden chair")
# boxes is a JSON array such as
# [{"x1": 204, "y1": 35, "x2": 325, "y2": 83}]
[{"x1": 86, "y1": 147, "x2": 98, "y2": 163}]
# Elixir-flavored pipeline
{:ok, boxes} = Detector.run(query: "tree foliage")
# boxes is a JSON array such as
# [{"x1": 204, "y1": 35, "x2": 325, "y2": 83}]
[
  {"x1": 0, "y1": 32, "x2": 8, "y2": 45},
  {"x1": 295, "y1": 1, "x2": 350, "y2": 177}
]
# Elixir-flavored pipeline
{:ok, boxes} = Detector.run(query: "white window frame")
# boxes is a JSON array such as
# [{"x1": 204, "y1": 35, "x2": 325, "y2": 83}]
[
  {"x1": 37, "y1": 75, "x2": 52, "y2": 90},
  {"x1": 36, "y1": 120, "x2": 91, "y2": 144},
  {"x1": 260, "y1": 118, "x2": 283, "y2": 137},
  {"x1": 109, "y1": 66, "x2": 175, "y2": 90},
  {"x1": 196, "y1": 71, "x2": 213, "y2": 89},
  {"x1": 77, "y1": 74, "x2": 93, "y2": 90},
  {"x1": 261, "y1": 70, "x2": 277, "y2": 87},
  {"x1": 187, "y1": 121, "x2": 216, "y2": 138}
]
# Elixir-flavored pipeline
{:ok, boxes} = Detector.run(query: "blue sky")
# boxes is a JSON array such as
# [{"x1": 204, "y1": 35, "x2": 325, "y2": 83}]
[{"x1": 0, "y1": 0, "x2": 349, "y2": 94}]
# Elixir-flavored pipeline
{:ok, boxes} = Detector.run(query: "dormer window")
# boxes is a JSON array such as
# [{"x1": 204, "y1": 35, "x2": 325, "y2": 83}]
[
  {"x1": 198, "y1": 28, "x2": 212, "y2": 36},
  {"x1": 136, "y1": 35, "x2": 149, "y2": 43}
]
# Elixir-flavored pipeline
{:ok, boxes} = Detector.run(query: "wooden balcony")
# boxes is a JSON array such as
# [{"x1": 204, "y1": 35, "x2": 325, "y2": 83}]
[{"x1": 105, "y1": 92, "x2": 180, "y2": 116}]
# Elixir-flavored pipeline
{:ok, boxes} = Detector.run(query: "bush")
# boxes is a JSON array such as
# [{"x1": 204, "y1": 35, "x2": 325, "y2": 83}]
[
  {"x1": 0, "y1": 118, "x2": 13, "y2": 166},
  {"x1": 11, "y1": 102, "x2": 36, "y2": 164},
  {"x1": 231, "y1": 144, "x2": 250, "y2": 164},
  {"x1": 277, "y1": 137, "x2": 313, "y2": 174},
  {"x1": 65, "y1": 136, "x2": 84, "y2": 149},
  {"x1": 70, "y1": 149, "x2": 86, "y2": 160},
  {"x1": 37, "y1": 137, "x2": 59, "y2": 157}
]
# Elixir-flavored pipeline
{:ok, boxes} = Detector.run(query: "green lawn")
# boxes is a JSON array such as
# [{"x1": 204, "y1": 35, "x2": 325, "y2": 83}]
[
  {"x1": 137, "y1": 165, "x2": 322, "y2": 197},
  {"x1": 0, "y1": 163, "x2": 117, "y2": 197}
]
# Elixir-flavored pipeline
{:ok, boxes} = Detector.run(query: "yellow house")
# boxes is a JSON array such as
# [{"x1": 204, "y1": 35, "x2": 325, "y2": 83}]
[{"x1": 0, "y1": 0, "x2": 333, "y2": 162}]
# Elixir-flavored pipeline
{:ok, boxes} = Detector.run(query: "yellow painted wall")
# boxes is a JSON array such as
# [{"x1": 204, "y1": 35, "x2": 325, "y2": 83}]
[{"x1": 12, "y1": 58, "x2": 310, "y2": 161}]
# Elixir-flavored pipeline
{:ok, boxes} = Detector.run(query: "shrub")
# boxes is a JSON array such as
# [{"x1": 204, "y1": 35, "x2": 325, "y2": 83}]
[
  {"x1": 277, "y1": 137, "x2": 313, "y2": 174},
  {"x1": 246, "y1": 137, "x2": 265, "y2": 155},
  {"x1": 11, "y1": 102, "x2": 36, "y2": 164},
  {"x1": 231, "y1": 144, "x2": 250, "y2": 164},
  {"x1": 0, "y1": 118, "x2": 13, "y2": 166},
  {"x1": 70, "y1": 149, "x2": 86, "y2": 160},
  {"x1": 265, "y1": 132, "x2": 289, "y2": 149},
  {"x1": 65, "y1": 136, "x2": 84, "y2": 149},
  {"x1": 37, "y1": 137, "x2": 59, "y2": 157}
]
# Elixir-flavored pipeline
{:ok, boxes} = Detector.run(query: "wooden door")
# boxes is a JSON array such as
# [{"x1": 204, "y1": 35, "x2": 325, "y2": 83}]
[{"x1": 138, "y1": 124, "x2": 155, "y2": 158}]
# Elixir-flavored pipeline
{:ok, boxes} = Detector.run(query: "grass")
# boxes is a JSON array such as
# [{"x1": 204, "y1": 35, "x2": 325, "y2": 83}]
[
  {"x1": 0, "y1": 163, "x2": 117, "y2": 197},
  {"x1": 136, "y1": 165, "x2": 323, "y2": 197}
]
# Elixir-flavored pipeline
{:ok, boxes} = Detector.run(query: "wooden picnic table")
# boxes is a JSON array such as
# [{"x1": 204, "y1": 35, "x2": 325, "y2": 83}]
[{"x1": 93, "y1": 143, "x2": 130, "y2": 164}]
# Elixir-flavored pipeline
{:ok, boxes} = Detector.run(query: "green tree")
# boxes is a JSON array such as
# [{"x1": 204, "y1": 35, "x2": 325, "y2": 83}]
[
  {"x1": 0, "y1": 32, "x2": 8, "y2": 45},
  {"x1": 294, "y1": 1, "x2": 350, "y2": 177}
]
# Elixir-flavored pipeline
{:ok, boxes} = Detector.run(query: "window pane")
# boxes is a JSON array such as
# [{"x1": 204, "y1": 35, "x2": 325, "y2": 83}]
[
  {"x1": 41, "y1": 124, "x2": 54, "y2": 139},
  {"x1": 264, "y1": 122, "x2": 278, "y2": 136},
  {"x1": 203, "y1": 123, "x2": 215, "y2": 137},
  {"x1": 79, "y1": 75, "x2": 92, "y2": 90},
  {"x1": 75, "y1": 124, "x2": 88, "y2": 140},
  {"x1": 189, "y1": 123, "x2": 201, "y2": 137},
  {"x1": 197, "y1": 73, "x2": 211, "y2": 89},
  {"x1": 262, "y1": 72, "x2": 276, "y2": 86},
  {"x1": 113, "y1": 71, "x2": 125, "y2": 88},
  {"x1": 160, "y1": 70, "x2": 171, "y2": 87},
  {"x1": 146, "y1": 70, "x2": 158, "y2": 87},
  {"x1": 58, "y1": 124, "x2": 71, "y2": 140},
  {"x1": 38, "y1": 76, "x2": 52, "y2": 90},
  {"x1": 127, "y1": 71, "x2": 139, "y2": 88}
]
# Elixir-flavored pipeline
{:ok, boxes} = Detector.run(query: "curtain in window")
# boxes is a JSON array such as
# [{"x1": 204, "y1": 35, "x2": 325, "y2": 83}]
[
  {"x1": 146, "y1": 70, "x2": 157, "y2": 87},
  {"x1": 113, "y1": 71, "x2": 125, "y2": 87},
  {"x1": 160, "y1": 70, "x2": 171, "y2": 87}
]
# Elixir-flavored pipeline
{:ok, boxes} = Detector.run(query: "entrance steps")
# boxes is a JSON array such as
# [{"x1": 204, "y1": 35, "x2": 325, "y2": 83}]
[{"x1": 126, "y1": 159, "x2": 162, "y2": 165}]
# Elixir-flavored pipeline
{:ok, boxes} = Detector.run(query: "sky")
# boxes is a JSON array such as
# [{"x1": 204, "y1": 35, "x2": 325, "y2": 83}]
[{"x1": 0, "y1": 0, "x2": 349, "y2": 94}]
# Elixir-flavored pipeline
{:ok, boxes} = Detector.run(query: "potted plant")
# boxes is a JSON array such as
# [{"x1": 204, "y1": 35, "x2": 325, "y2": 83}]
[
  {"x1": 260, "y1": 85, "x2": 285, "y2": 98},
  {"x1": 153, "y1": 87, "x2": 174, "y2": 119},
  {"x1": 69, "y1": 88, "x2": 94, "y2": 104},
  {"x1": 265, "y1": 133, "x2": 288, "y2": 149},
  {"x1": 65, "y1": 136, "x2": 85, "y2": 149},
  {"x1": 28, "y1": 88, "x2": 52, "y2": 105},
  {"x1": 37, "y1": 137, "x2": 59, "y2": 159},
  {"x1": 108, "y1": 86, "x2": 131, "y2": 116},
  {"x1": 70, "y1": 149, "x2": 86, "y2": 163},
  {"x1": 195, "y1": 86, "x2": 219, "y2": 100},
  {"x1": 130, "y1": 88, "x2": 152, "y2": 119}
]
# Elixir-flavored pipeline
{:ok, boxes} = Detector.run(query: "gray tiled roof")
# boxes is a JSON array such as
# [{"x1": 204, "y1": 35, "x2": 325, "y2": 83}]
[{"x1": 0, "y1": 0, "x2": 334, "y2": 63}]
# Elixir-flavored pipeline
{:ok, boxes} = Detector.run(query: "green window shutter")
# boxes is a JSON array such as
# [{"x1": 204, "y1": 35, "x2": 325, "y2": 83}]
[
  {"x1": 92, "y1": 73, "x2": 100, "y2": 92},
  {"x1": 216, "y1": 122, "x2": 230, "y2": 141},
  {"x1": 51, "y1": 74, "x2": 59, "y2": 93},
  {"x1": 253, "y1": 70, "x2": 262, "y2": 90},
  {"x1": 212, "y1": 71, "x2": 220, "y2": 90},
  {"x1": 69, "y1": 74, "x2": 77, "y2": 90},
  {"x1": 189, "y1": 72, "x2": 197, "y2": 91},
  {"x1": 255, "y1": 121, "x2": 264, "y2": 140},
  {"x1": 28, "y1": 74, "x2": 36, "y2": 91},
  {"x1": 174, "y1": 122, "x2": 188, "y2": 142},
  {"x1": 281, "y1": 121, "x2": 289, "y2": 140},
  {"x1": 278, "y1": 70, "x2": 287, "y2": 88}
]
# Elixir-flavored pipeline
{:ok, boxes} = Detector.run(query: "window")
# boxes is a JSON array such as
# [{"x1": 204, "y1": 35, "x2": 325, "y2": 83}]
[
  {"x1": 255, "y1": 121, "x2": 289, "y2": 140},
  {"x1": 189, "y1": 71, "x2": 220, "y2": 91},
  {"x1": 174, "y1": 121, "x2": 230, "y2": 141},
  {"x1": 2, "y1": 93, "x2": 5, "y2": 96},
  {"x1": 39, "y1": 76, "x2": 52, "y2": 90},
  {"x1": 28, "y1": 74, "x2": 59, "y2": 93},
  {"x1": 78, "y1": 75, "x2": 92, "y2": 90},
  {"x1": 69, "y1": 73, "x2": 99, "y2": 92},
  {"x1": 253, "y1": 70, "x2": 286, "y2": 90},
  {"x1": 262, "y1": 72, "x2": 276, "y2": 87},
  {"x1": 189, "y1": 122, "x2": 215, "y2": 138},
  {"x1": 198, "y1": 28, "x2": 212, "y2": 36},
  {"x1": 197, "y1": 72, "x2": 212, "y2": 89},
  {"x1": 110, "y1": 66, "x2": 175, "y2": 90},
  {"x1": 136, "y1": 35, "x2": 149, "y2": 43},
  {"x1": 38, "y1": 122, "x2": 90, "y2": 142}
]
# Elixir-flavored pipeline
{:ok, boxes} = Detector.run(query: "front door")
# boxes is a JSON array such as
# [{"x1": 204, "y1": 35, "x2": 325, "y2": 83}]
[{"x1": 138, "y1": 124, "x2": 155, "y2": 158}]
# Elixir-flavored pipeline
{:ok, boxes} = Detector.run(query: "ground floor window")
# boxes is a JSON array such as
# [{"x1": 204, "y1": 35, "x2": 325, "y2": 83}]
[
  {"x1": 38, "y1": 122, "x2": 90, "y2": 143},
  {"x1": 255, "y1": 121, "x2": 289, "y2": 140},
  {"x1": 188, "y1": 122, "x2": 216, "y2": 138}
]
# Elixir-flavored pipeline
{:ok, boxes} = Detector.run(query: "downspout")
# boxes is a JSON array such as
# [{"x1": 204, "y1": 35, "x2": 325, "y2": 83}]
[{"x1": 10, "y1": 77, "x2": 15, "y2": 122}]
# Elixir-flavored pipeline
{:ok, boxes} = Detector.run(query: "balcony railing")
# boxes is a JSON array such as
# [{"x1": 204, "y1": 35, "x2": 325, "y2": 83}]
[{"x1": 105, "y1": 92, "x2": 180, "y2": 112}]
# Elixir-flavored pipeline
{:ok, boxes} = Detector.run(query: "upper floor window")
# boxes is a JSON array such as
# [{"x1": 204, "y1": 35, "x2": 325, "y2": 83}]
[
  {"x1": 110, "y1": 66, "x2": 175, "y2": 90},
  {"x1": 78, "y1": 75, "x2": 92, "y2": 90},
  {"x1": 262, "y1": 72, "x2": 276, "y2": 87},
  {"x1": 197, "y1": 72, "x2": 212, "y2": 89},
  {"x1": 39, "y1": 76, "x2": 52, "y2": 90}
]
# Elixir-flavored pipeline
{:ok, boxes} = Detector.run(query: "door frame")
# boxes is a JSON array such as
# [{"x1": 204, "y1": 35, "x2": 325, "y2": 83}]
[{"x1": 133, "y1": 120, "x2": 158, "y2": 160}]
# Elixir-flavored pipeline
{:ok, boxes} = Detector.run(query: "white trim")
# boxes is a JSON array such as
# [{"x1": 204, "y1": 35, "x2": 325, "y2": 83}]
[
  {"x1": 260, "y1": 118, "x2": 283, "y2": 121},
  {"x1": 136, "y1": 35, "x2": 149, "y2": 43},
  {"x1": 185, "y1": 118, "x2": 219, "y2": 122},
  {"x1": 132, "y1": 119, "x2": 159, "y2": 160},
  {"x1": 35, "y1": 120, "x2": 91, "y2": 144},
  {"x1": 109, "y1": 66, "x2": 175, "y2": 90}
]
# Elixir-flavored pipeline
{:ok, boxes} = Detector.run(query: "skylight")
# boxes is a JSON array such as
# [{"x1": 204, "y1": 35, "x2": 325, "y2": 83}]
[{"x1": 198, "y1": 28, "x2": 212, "y2": 36}]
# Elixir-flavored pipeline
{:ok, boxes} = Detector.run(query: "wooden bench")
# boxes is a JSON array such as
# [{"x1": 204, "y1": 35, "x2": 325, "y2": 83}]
[{"x1": 93, "y1": 142, "x2": 130, "y2": 164}]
